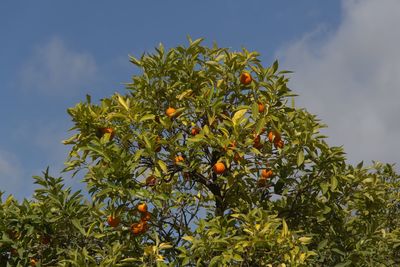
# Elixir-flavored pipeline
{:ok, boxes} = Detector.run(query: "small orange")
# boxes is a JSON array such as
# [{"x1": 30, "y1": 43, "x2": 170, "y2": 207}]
[
  {"x1": 137, "y1": 203, "x2": 148, "y2": 213},
  {"x1": 258, "y1": 102, "x2": 265, "y2": 113},
  {"x1": 130, "y1": 222, "x2": 144, "y2": 236},
  {"x1": 213, "y1": 162, "x2": 226, "y2": 174},
  {"x1": 141, "y1": 211, "x2": 151, "y2": 221},
  {"x1": 174, "y1": 155, "x2": 185, "y2": 164},
  {"x1": 191, "y1": 127, "x2": 200, "y2": 136},
  {"x1": 30, "y1": 259, "x2": 37, "y2": 267},
  {"x1": 107, "y1": 215, "x2": 120, "y2": 228},
  {"x1": 261, "y1": 169, "x2": 273, "y2": 179},
  {"x1": 240, "y1": 72, "x2": 252, "y2": 85},
  {"x1": 165, "y1": 107, "x2": 177, "y2": 118}
]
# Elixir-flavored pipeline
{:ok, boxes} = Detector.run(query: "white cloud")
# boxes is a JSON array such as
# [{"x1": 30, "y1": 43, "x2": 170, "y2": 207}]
[
  {"x1": 277, "y1": 0, "x2": 400, "y2": 167},
  {"x1": 19, "y1": 37, "x2": 97, "y2": 96}
]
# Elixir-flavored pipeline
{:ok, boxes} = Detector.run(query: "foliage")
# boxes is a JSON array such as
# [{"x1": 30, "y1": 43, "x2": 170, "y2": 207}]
[{"x1": 1, "y1": 38, "x2": 399, "y2": 266}]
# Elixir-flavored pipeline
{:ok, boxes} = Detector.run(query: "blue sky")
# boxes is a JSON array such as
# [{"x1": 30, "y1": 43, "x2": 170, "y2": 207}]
[{"x1": 1, "y1": 1, "x2": 399, "y2": 200}]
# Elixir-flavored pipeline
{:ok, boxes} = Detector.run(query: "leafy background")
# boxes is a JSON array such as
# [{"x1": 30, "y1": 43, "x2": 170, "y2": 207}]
[{"x1": 0, "y1": 0, "x2": 399, "y2": 203}]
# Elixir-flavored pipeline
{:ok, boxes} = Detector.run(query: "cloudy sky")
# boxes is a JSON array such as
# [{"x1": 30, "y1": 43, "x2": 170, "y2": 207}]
[{"x1": 1, "y1": 1, "x2": 398, "y2": 200}]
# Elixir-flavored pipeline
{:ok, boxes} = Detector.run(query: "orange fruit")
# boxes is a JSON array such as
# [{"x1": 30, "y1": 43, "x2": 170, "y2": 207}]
[
  {"x1": 145, "y1": 175, "x2": 157, "y2": 186},
  {"x1": 30, "y1": 259, "x2": 37, "y2": 267},
  {"x1": 174, "y1": 155, "x2": 184, "y2": 164},
  {"x1": 191, "y1": 127, "x2": 200, "y2": 136},
  {"x1": 165, "y1": 107, "x2": 177, "y2": 118},
  {"x1": 240, "y1": 72, "x2": 252, "y2": 85},
  {"x1": 258, "y1": 102, "x2": 265, "y2": 113},
  {"x1": 261, "y1": 169, "x2": 273, "y2": 179},
  {"x1": 141, "y1": 211, "x2": 151, "y2": 221},
  {"x1": 107, "y1": 215, "x2": 120, "y2": 228},
  {"x1": 137, "y1": 203, "x2": 148, "y2": 213},
  {"x1": 213, "y1": 162, "x2": 226, "y2": 174},
  {"x1": 130, "y1": 222, "x2": 144, "y2": 236}
]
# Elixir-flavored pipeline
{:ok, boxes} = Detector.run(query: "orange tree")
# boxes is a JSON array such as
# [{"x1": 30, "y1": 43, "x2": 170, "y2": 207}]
[{"x1": 1, "y1": 38, "x2": 399, "y2": 266}]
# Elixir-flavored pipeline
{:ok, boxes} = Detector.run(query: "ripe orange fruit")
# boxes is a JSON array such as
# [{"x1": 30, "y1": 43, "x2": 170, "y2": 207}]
[
  {"x1": 30, "y1": 258, "x2": 37, "y2": 267},
  {"x1": 137, "y1": 203, "x2": 148, "y2": 213},
  {"x1": 174, "y1": 155, "x2": 184, "y2": 164},
  {"x1": 191, "y1": 127, "x2": 200, "y2": 136},
  {"x1": 240, "y1": 72, "x2": 252, "y2": 85},
  {"x1": 213, "y1": 162, "x2": 226, "y2": 174},
  {"x1": 141, "y1": 211, "x2": 151, "y2": 221},
  {"x1": 145, "y1": 175, "x2": 157, "y2": 186},
  {"x1": 165, "y1": 107, "x2": 177, "y2": 118},
  {"x1": 107, "y1": 215, "x2": 120, "y2": 227},
  {"x1": 130, "y1": 222, "x2": 144, "y2": 236},
  {"x1": 258, "y1": 102, "x2": 265, "y2": 113},
  {"x1": 261, "y1": 169, "x2": 273, "y2": 179}
]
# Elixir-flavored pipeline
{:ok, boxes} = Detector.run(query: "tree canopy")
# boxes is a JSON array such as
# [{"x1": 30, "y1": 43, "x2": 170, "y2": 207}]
[{"x1": 1, "y1": 38, "x2": 399, "y2": 266}]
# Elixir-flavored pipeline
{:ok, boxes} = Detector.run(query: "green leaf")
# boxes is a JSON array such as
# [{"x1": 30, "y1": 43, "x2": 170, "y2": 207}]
[
  {"x1": 117, "y1": 94, "x2": 129, "y2": 110},
  {"x1": 71, "y1": 219, "x2": 86, "y2": 235},
  {"x1": 334, "y1": 261, "x2": 352, "y2": 267},
  {"x1": 318, "y1": 239, "x2": 328, "y2": 250},
  {"x1": 232, "y1": 109, "x2": 247, "y2": 125},
  {"x1": 157, "y1": 160, "x2": 168, "y2": 174},
  {"x1": 297, "y1": 150, "x2": 304, "y2": 166},
  {"x1": 299, "y1": 236, "x2": 312, "y2": 245},
  {"x1": 331, "y1": 176, "x2": 338, "y2": 191},
  {"x1": 139, "y1": 114, "x2": 155, "y2": 122}
]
